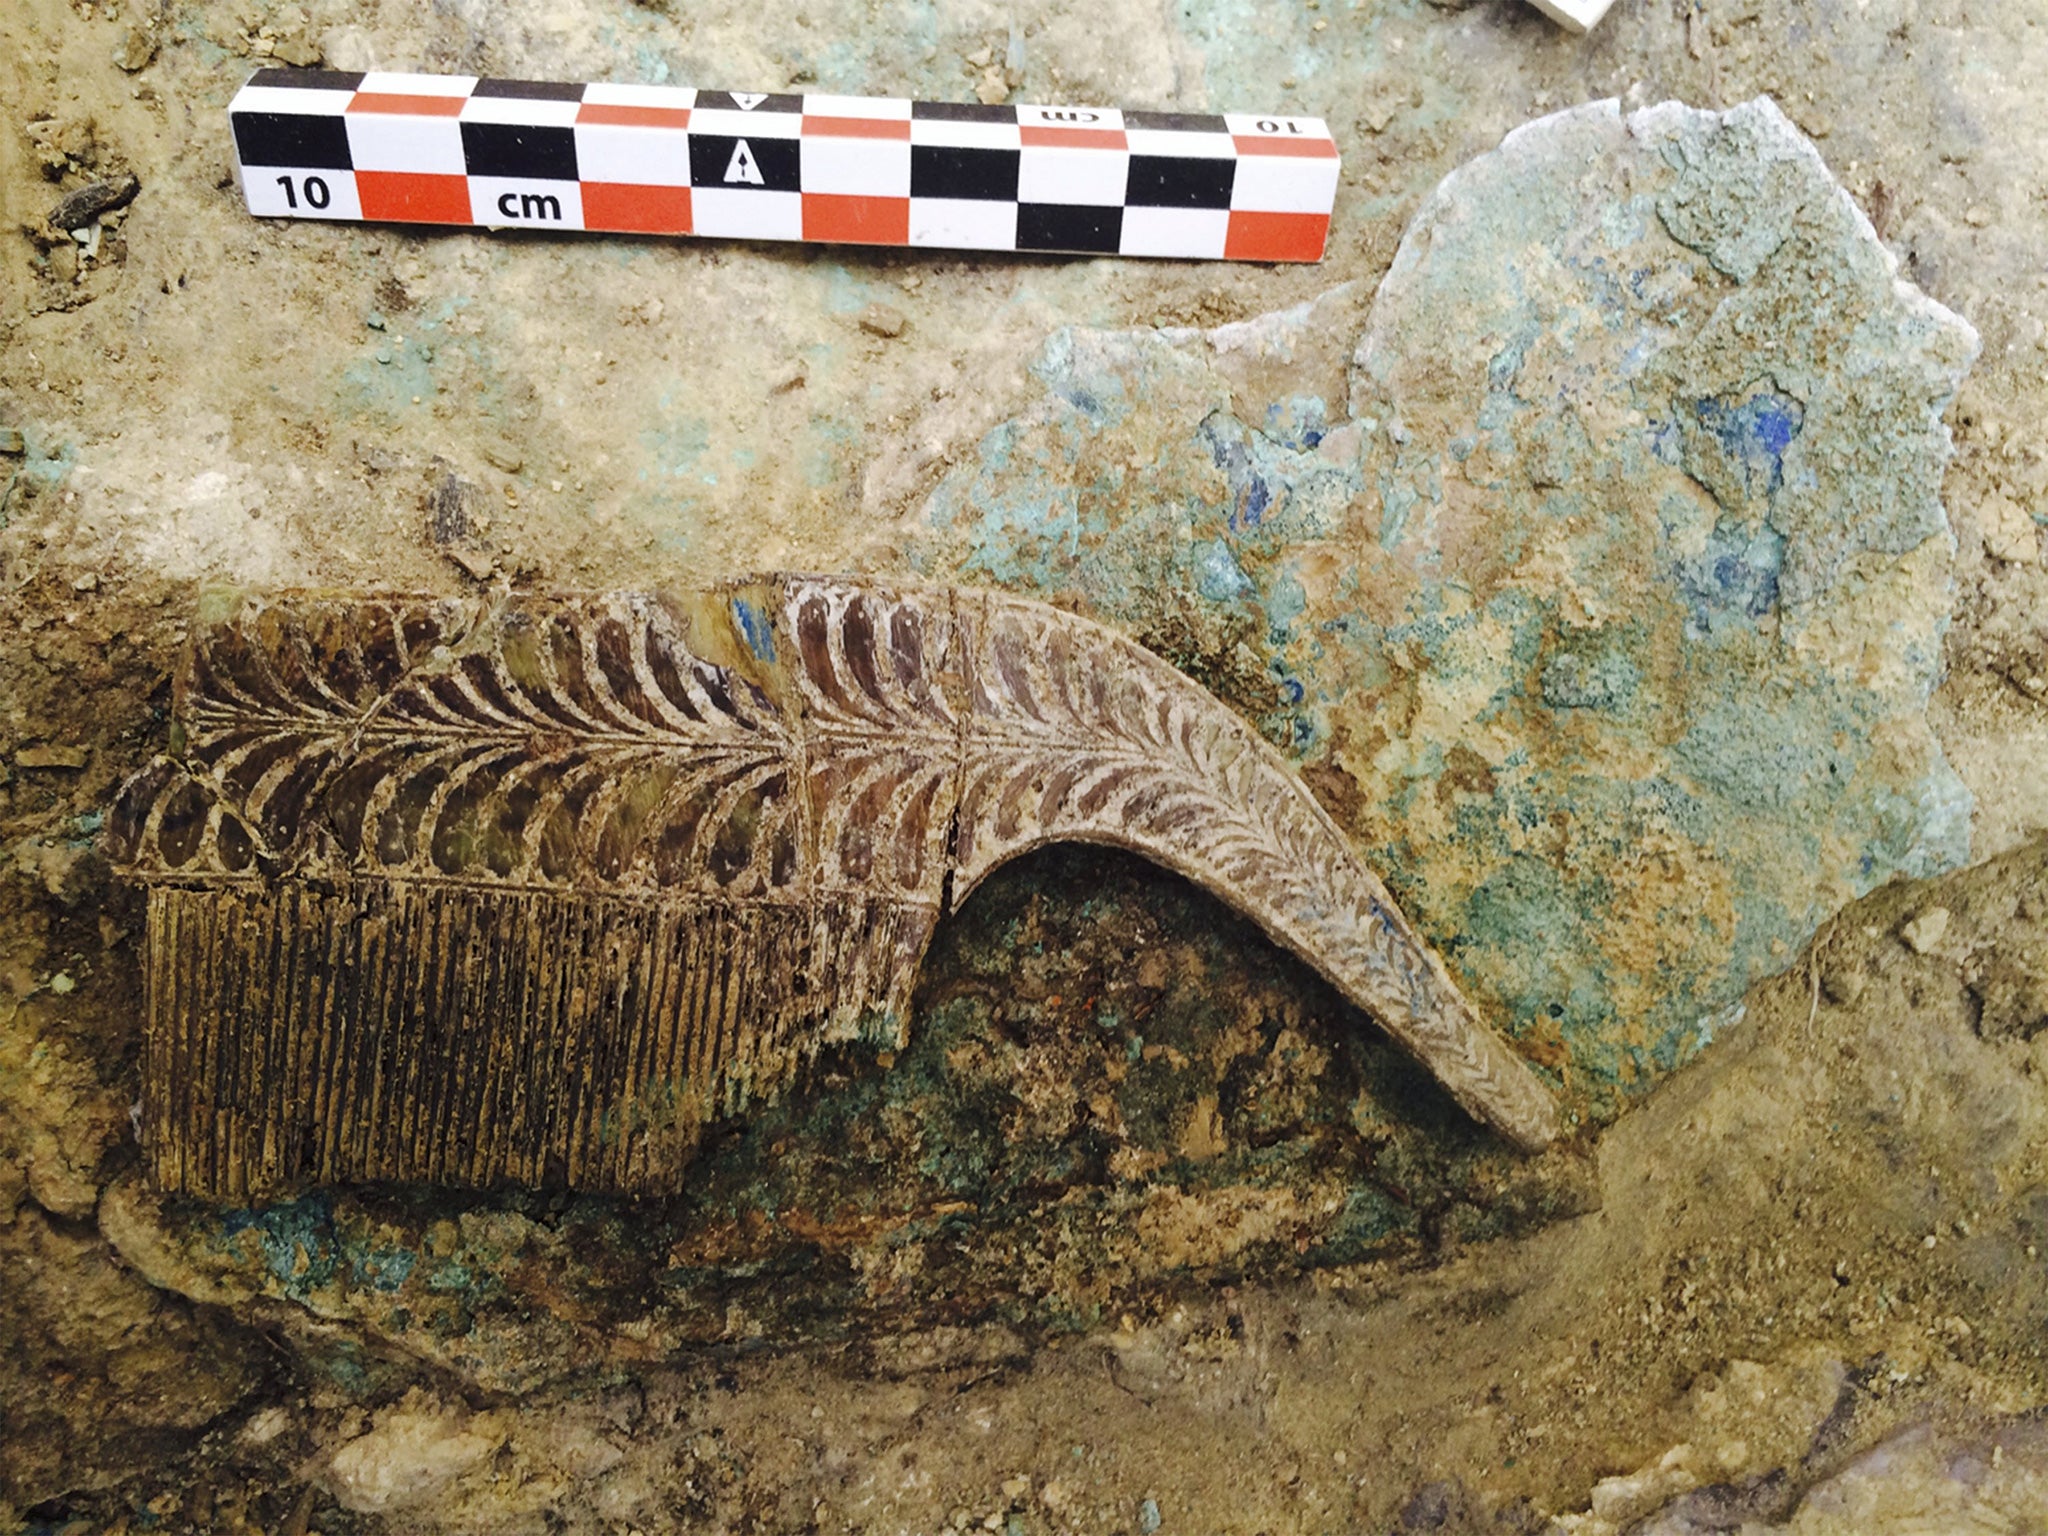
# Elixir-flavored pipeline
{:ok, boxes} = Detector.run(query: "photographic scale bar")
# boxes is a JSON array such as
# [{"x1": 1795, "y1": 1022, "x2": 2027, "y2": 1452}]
[{"x1": 229, "y1": 70, "x2": 1340, "y2": 262}]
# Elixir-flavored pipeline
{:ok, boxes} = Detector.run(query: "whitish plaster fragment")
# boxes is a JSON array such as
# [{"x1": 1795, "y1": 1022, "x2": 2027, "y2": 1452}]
[
  {"x1": 1523, "y1": 0, "x2": 1619, "y2": 35},
  {"x1": 326, "y1": 1392, "x2": 505, "y2": 1514}
]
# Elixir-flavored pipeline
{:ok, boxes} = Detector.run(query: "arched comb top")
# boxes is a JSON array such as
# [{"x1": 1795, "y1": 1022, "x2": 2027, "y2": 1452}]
[{"x1": 111, "y1": 578, "x2": 1557, "y2": 1197}]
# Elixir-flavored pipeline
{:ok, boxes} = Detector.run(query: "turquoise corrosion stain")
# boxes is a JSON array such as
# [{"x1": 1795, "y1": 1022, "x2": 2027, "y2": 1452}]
[{"x1": 907, "y1": 98, "x2": 1978, "y2": 1122}]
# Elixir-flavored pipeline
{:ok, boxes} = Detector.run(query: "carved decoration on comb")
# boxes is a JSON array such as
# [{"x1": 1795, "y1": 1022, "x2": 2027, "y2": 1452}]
[{"x1": 108, "y1": 578, "x2": 1560, "y2": 1198}]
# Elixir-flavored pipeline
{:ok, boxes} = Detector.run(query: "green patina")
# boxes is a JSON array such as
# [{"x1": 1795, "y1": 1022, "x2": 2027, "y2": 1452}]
[{"x1": 908, "y1": 97, "x2": 1975, "y2": 1120}]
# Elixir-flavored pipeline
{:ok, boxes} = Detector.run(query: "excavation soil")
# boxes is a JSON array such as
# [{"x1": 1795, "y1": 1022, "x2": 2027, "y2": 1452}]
[{"x1": 5, "y1": 0, "x2": 2048, "y2": 1530}]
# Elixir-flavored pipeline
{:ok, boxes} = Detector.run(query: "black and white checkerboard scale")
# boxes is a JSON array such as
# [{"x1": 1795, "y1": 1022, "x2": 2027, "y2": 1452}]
[{"x1": 229, "y1": 70, "x2": 1340, "y2": 261}]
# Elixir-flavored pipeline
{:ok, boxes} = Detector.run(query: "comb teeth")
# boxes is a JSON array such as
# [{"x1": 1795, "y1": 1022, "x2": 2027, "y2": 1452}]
[
  {"x1": 143, "y1": 883, "x2": 930, "y2": 1197},
  {"x1": 114, "y1": 578, "x2": 1558, "y2": 1199}
]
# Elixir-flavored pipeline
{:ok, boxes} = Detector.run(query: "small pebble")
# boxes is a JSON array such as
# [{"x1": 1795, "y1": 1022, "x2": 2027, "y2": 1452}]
[
  {"x1": 859, "y1": 302, "x2": 908, "y2": 339},
  {"x1": 16, "y1": 744, "x2": 89, "y2": 770},
  {"x1": 1139, "y1": 1497, "x2": 1162, "y2": 1533},
  {"x1": 1900, "y1": 906, "x2": 1950, "y2": 954},
  {"x1": 48, "y1": 973, "x2": 75, "y2": 995}
]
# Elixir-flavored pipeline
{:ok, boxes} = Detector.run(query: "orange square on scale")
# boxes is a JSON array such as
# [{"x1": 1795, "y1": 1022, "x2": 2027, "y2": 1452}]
[
  {"x1": 582, "y1": 182, "x2": 693, "y2": 235},
  {"x1": 355, "y1": 171, "x2": 473, "y2": 225},
  {"x1": 802, "y1": 194, "x2": 909, "y2": 246},
  {"x1": 576, "y1": 103, "x2": 692, "y2": 129},
  {"x1": 1018, "y1": 125, "x2": 1128, "y2": 150},
  {"x1": 347, "y1": 93, "x2": 467, "y2": 117},
  {"x1": 1230, "y1": 135, "x2": 1339, "y2": 158},
  {"x1": 800, "y1": 116, "x2": 911, "y2": 140},
  {"x1": 1224, "y1": 211, "x2": 1328, "y2": 263}
]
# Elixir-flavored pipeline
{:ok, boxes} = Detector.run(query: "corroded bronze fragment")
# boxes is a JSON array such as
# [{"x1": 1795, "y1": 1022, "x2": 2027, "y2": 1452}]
[{"x1": 109, "y1": 578, "x2": 1560, "y2": 1197}]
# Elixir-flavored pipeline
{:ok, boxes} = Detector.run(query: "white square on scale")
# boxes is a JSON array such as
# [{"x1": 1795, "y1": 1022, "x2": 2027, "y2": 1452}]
[
  {"x1": 1119, "y1": 206, "x2": 1229, "y2": 259},
  {"x1": 1221, "y1": 112, "x2": 1333, "y2": 141},
  {"x1": 231, "y1": 83, "x2": 353, "y2": 117},
  {"x1": 1229, "y1": 155, "x2": 1340, "y2": 214},
  {"x1": 688, "y1": 108, "x2": 802, "y2": 139},
  {"x1": 800, "y1": 136, "x2": 911, "y2": 197},
  {"x1": 468, "y1": 177, "x2": 586, "y2": 230},
  {"x1": 575, "y1": 122, "x2": 692, "y2": 185},
  {"x1": 241, "y1": 165, "x2": 363, "y2": 219},
  {"x1": 345, "y1": 113, "x2": 466, "y2": 175},
  {"x1": 1017, "y1": 145, "x2": 1128, "y2": 207},
  {"x1": 1016, "y1": 104, "x2": 1125, "y2": 131},
  {"x1": 802, "y1": 93, "x2": 912, "y2": 120},
  {"x1": 691, "y1": 187, "x2": 804, "y2": 240},
  {"x1": 908, "y1": 197, "x2": 1018, "y2": 250},
  {"x1": 908, "y1": 119, "x2": 1021, "y2": 150},
  {"x1": 356, "y1": 71, "x2": 477, "y2": 96},
  {"x1": 460, "y1": 95, "x2": 581, "y2": 126},
  {"x1": 1124, "y1": 127, "x2": 1236, "y2": 159},
  {"x1": 581, "y1": 82, "x2": 698, "y2": 110}
]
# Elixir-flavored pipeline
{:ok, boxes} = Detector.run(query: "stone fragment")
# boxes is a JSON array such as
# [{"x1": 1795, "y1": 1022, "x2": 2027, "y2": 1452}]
[
  {"x1": 46, "y1": 172, "x2": 139, "y2": 233},
  {"x1": 15, "y1": 743, "x2": 88, "y2": 770},
  {"x1": 1619, "y1": 1416, "x2": 2048, "y2": 1533},
  {"x1": 444, "y1": 543, "x2": 495, "y2": 580},
  {"x1": 1982, "y1": 490, "x2": 2040, "y2": 563},
  {"x1": 859, "y1": 302, "x2": 908, "y2": 339},
  {"x1": 271, "y1": 28, "x2": 323, "y2": 66},
  {"x1": 1900, "y1": 906, "x2": 1950, "y2": 954},
  {"x1": 326, "y1": 1392, "x2": 504, "y2": 1514},
  {"x1": 113, "y1": 24, "x2": 159, "y2": 70}
]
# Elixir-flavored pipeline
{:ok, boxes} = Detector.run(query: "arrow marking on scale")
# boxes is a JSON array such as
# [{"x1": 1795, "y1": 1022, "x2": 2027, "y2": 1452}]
[{"x1": 724, "y1": 139, "x2": 764, "y2": 184}]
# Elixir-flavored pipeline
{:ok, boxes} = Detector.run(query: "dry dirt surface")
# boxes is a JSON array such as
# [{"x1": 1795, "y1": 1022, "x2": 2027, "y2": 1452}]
[{"x1": 4, "y1": 0, "x2": 2047, "y2": 1529}]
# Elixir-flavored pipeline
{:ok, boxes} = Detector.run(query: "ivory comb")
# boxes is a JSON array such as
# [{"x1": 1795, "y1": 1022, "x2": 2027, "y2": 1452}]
[{"x1": 108, "y1": 577, "x2": 1559, "y2": 1198}]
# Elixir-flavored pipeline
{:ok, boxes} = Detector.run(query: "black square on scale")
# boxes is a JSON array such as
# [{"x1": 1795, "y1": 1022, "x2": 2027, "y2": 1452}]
[
  {"x1": 233, "y1": 111, "x2": 353, "y2": 169},
  {"x1": 694, "y1": 91, "x2": 803, "y2": 113},
  {"x1": 910, "y1": 145, "x2": 1020, "y2": 202},
  {"x1": 1125, "y1": 154, "x2": 1235, "y2": 209},
  {"x1": 1016, "y1": 203, "x2": 1123, "y2": 253},
  {"x1": 471, "y1": 78, "x2": 588, "y2": 100},
  {"x1": 910, "y1": 100, "x2": 1017, "y2": 122},
  {"x1": 246, "y1": 68, "x2": 365, "y2": 90},
  {"x1": 461, "y1": 122, "x2": 580, "y2": 181}
]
